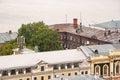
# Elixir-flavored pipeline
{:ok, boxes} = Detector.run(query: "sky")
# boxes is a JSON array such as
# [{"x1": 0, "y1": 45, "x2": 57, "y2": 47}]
[{"x1": 0, "y1": 0, "x2": 120, "y2": 32}]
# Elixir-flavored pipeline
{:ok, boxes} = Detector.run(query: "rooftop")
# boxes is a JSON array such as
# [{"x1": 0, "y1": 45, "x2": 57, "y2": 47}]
[
  {"x1": 0, "y1": 49, "x2": 86, "y2": 70},
  {"x1": 93, "y1": 20, "x2": 120, "y2": 29},
  {"x1": 80, "y1": 44, "x2": 120, "y2": 56},
  {"x1": 50, "y1": 23, "x2": 120, "y2": 43},
  {"x1": 0, "y1": 31, "x2": 17, "y2": 43},
  {"x1": 49, "y1": 74, "x2": 106, "y2": 80}
]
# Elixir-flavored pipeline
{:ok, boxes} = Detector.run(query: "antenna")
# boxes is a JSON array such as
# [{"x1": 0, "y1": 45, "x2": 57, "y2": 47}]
[
  {"x1": 115, "y1": 23, "x2": 118, "y2": 33},
  {"x1": 80, "y1": 12, "x2": 82, "y2": 22},
  {"x1": 79, "y1": 12, "x2": 83, "y2": 32},
  {"x1": 65, "y1": 14, "x2": 67, "y2": 24}
]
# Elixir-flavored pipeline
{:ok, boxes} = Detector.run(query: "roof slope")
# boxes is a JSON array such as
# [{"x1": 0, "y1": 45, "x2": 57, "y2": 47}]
[
  {"x1": 49, "y1": 74, "x2": 106, "y2": 80},
  {"x1": 93, "y1": 20, "x2": 120, "y2": 29},
  {"x1": 0, "y1": 49, "x2": 86, "y2": 70},
  {"x1": 50, "y1": 23, "x2": 120, "y2": 43},
  {"x1": 81, "y1": 44, "x2": 120, "y2": 55},
  {"x1": 0, "y1": 32, "x2": 17, "y2": 43}
]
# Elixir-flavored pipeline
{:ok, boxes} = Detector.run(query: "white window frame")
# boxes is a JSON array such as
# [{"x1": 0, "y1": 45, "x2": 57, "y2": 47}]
[
  {"x1": 95, "y1": 65, "x2": 100, "y2": 75},
  {"x1": 103, "y1": 64, "x2": 109, "y2": 76}
]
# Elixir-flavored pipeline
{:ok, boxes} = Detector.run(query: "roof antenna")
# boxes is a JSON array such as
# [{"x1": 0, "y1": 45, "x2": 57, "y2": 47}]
[
  {"x1": 65, "y1": 14, "x2": 67, "y2": 25},
  {"x1": 80, "y1": 12, "x2": 83, "y2": 32}
]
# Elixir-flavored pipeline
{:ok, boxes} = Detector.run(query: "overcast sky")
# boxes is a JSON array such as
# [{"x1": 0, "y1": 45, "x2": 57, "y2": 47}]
[{"x1": 0, "y1": 0, "x2": 120, "y2": 32}]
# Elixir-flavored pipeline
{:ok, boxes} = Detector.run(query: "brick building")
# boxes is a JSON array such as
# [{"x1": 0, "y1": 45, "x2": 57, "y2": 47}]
[{"x1": 50, "y1": 19, "x2": 120, "y2": 49}]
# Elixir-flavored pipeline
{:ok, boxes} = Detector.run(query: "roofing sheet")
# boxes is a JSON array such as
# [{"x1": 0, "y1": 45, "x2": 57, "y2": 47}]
[
  {"x1": 50, "y1": 23, "x2": 120, "y2": 43},
  {"x1": 93, "y1": 20, "x2": 120, "y2": 29},
  {"x1": 81, "y1": 44, "x2": 120, "y2": 55},
  {"x1": 0, "y1": 49, "x2": 86, "y2": 70},
  {"x1": 0, "y1": 32, "x2": 17, "y2": 43},
  {"x1": 49, "y1": 74, "x2": 106, "y2": 80}
]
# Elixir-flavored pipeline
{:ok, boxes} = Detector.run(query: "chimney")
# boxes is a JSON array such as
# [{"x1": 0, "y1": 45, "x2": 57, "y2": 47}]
[
  {"x1": 9, "y1": 30, "x2": 12, "y2": 34},
  {"x1": 73, "y1": 18, "x2": 78, "y2": 28}
]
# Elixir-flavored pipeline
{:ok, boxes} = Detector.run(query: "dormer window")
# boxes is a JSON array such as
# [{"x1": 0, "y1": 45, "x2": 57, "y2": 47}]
[
  {"x1": 2, "y1": 70, "x2": 8, "y2": 76},
  {"x1": 41, "y1": 66, "x2": 44, "y2": 71},
  {"x1": 94, "y1": 49, "x2": 98, "y2": 54}
]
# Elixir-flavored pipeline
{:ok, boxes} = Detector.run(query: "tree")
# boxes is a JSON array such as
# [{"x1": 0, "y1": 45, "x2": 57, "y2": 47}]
[
  {"x1": 0, "y1": 39, "x2": 17, "y2": 55},
  {"x1": 18, "y1": 21, "x2": 62, "y2": 52}
]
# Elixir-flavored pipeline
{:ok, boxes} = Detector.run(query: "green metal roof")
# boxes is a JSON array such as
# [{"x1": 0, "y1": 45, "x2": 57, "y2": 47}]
[
  {"x1": 93, "y1": 20, "x2": 120, "y2": 29},
  {"x1": 81, "y1": 44, "x2": 120, "y2": 55},
  {"x1": 0, "y1": 32, "x2": 17, "y2": 43}
]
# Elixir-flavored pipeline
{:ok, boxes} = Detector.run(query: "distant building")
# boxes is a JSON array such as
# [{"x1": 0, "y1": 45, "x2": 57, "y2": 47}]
[
  {"x1": 0, "y1": 44, "x2": 120, "y2": 80},
  {"x1": 50, "y1": 19, "x2": 120, "y2": 49},
  {"x1": 93, "y1": 20, "x2": 120, "y2": 29},
  {"x1": 0, "y1": 48, "x2": 90, "y2": 80},
  {"x1": 0, "y1": 30, "x2": 17, "y2": 47},
  {"x1": 49, "y1": 74, "x2": 106, "y2": 80}
]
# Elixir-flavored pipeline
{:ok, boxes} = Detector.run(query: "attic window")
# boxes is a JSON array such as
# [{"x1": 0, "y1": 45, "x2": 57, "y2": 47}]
[
  {"x1": 41, "y1": 66, "x2": 44, "y2": 71},
  {"x1": 94, "y1": 49, "x2": 98, "y2": 54},
  {"x1": 119, "y1": 39, "x2": 120, "y2": 43},
  {"x1": 91, "y1": 35, "x2": 97, "y2": 39}
]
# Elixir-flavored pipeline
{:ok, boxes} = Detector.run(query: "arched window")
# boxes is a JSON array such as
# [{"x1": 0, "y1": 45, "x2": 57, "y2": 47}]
[
  {"x1": 103, "y1": 64, "x2": 108, "y2": 75},
  {"x1": 95, "y1": 65, "x2": 100, "y2": 75}
]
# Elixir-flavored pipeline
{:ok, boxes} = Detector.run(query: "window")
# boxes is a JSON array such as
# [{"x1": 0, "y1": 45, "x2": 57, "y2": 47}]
[
  {"x1": 67, "y1": 63, "x2": 71, "y2": 68},
  {"x1": 75, "y1": 72, "x2": 77, "y2": 75},
  {"x1": 95, "y1": 65, "x2": 100, "y2": 75},
  {"x1": 18, "y1": 69, "x2": 23, "y2": 74},
  {"x1": 62, "y1": 74, "x2": 64, "y2": 75},
  {"x1": 85, "y1": 71, "x2": 88, "y2": 74},
  {"x1": 54, "y1": 65, "x2": 58, "y2": 70},
  {"x1": 116, "y1": 64, "x2": 119, "y2": 74},
  {"x1": 41, "y1": 76, "x2": 44, "y2": 80},
  {"x1": 61, "y1": 64, "x2": 65, "y2": 69},
  {"x1": 103, "y1": 65, "x2": 107, "y2": 75},
  {"x1": 27, "y1": 78, "x2": 30, "y2": 80},
  {"x1": 48, "y1": 75, "x2": 51, "y2": 79},
  {"x1": 26, "y1": 68, "x2": 31, "y2": 73},
  {"x1": 70, "y1": 36, "x2": 73, "y2": 40},
  {"x1": 81, "y1": 71, "x2": 84, "y2": 74},
  {"x1": 11, "y1": 69, "x2": 16, "y2": 75},
  {"x1": 74, "y1": 63, "x2": 79, "y2": 68},
  {"x1": 34, "y1": 77, "x2": 37, "y2": 80},
  {"x1": 41, "y1": 66, "x2": 44, "y2": 71},
  {"x1": 68, "y1": 73, "x2": 71, "y2": 76},
  {"x1": 2, "y1": 70, "x2": 8, "y2": 76}
]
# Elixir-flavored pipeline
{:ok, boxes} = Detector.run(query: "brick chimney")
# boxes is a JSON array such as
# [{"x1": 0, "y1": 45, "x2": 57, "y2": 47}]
[{"x1": 73, "y1": 18, "x2": 78, "y2": 29}]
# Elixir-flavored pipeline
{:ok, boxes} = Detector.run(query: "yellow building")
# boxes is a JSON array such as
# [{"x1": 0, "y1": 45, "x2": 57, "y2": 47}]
[
  {"x1": 90, "y1": 49, "x2": 120, "y2": 80},
  {"x1": 0, "y1": 49, "x2": 90, "y2": 80},
  {"x1": 80, "y1": 44, "x2": 120, "y2": 80},
  {"x1": 0, "y1": 44, "x2": 120, "y2": 80}
]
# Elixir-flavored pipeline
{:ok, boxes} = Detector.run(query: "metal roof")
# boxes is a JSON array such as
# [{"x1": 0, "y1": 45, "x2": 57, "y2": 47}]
[
  {"x1": 0, "y1": 49, "x2": 86, "y2": 70},
  {"x1": 93, "y1": 20, "x2": 120, "y2": 29},
  {"x1": 81, "y1": 44, "x2": 120, "y2": 55},
  {"x1": 49, "y1": 74, "x2": 106, "y2": 80},
  {"x1": 0, "y1": 32, "x2": 17, "y2": 43},
  {"x1": 50, "y1": 23, "x2": 120, "y2": 43}
]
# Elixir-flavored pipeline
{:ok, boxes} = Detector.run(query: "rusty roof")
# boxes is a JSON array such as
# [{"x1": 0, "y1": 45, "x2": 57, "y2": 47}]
[{"x1": 49, "y1": 23, "x2": 120, "y2": 43}]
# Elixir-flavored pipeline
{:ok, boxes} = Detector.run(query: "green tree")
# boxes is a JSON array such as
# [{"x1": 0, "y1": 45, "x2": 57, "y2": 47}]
[
  {"x1": 0, "y1": 39, "x2": 17, "y2": 55},
  {"x1": 18, "y1": 21, "x2": 62, "y2": 51}
]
